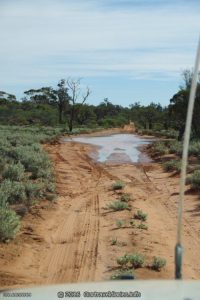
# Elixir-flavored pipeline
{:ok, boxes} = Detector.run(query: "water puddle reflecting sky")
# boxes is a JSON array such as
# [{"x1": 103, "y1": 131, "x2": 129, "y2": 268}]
[{"x1": 64, "y1": 134, "x2": 152, "y2": 164}]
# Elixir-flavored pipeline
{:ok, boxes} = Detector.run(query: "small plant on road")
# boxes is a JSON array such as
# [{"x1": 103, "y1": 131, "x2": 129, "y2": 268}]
[
  {"x1": 119, "y1": 193, "x2": 131, "y2": 202},
  {"x1": 111, "y1": 237, "x2": 118, "y2": 245},
  {"x1": 116, "y1": 219, "x2": 125, "y2": 228},
  {"x1": 112, "y1": 180, "x2": 125, "y2": 190},
  {"x1": 151, "y1": 256, "x2": 166, "y2": 271},
  {"x1": 117, "y1": 254, "x2": 129, "y2": 267},
  {"x1": 128, "y1": 253, "x2": 145, "y2": 268},
  {"x1": 134, "y1": 210, "x2": 147, "y2": 221},
  {"x1": 137, "y1": 222, "x2": 148, "y2": 230},
  {"x1": 130, "y1": 219, "x2": 135, "y2": 227},
  {"x1": 107, "y1": 200, "x2": 129, "y2": 211}
]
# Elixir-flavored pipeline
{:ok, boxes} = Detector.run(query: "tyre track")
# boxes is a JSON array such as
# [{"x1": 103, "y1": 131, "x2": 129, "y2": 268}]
[{"x1": 39, "y1": 143, "x2": 102, "y2": 284}]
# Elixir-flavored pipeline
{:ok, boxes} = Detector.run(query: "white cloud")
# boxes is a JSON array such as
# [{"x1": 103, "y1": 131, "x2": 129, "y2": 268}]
[{"x1": 0, "y1": 0, "x2": 199, "y2": 97}]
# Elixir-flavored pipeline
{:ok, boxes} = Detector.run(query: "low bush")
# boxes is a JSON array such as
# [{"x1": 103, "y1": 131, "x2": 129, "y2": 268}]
[
  {"x1": 168, "y1": 141, "x2": 182, "y2": 156},
  {"x1": 107, "y1": 200, "x2": 129, "y2": 211},
  {"x1": 24, "y1": 182, "x2": 45, "y2": 206},
  {"x1": 0, "y1": 207, "x2": 20, "y2": 241},
  {"x1": 151, "y1": 256, "x2": 166, "y2": 271},
  {"x1": 0, "y1": 126, "x2": 63, "y2": 241},
  {"x1": 152, "y1": 142, "x2": 168, "y2": 156},
  {"x1": 112, "y1": 181, "x2": 125, "y2": 190},
  {"x1": 11, "y1": 145, "x2": 52, "y2": 179},
  {"x1": 0, "y1": 180, "x2": 26, "y2": 205},
  {"x1": 134, "y1": 210, "x2": 147, "y2": 221},
  {"x1": 163, "y1": 159, "x2": 181, "y2": 173},
  {"x1": 159, "y1": 130, "x2": 178, "y2": 139},
  {"x1": 0, "y1": 190, "x2": 8, "y2": 208},
  {"x1": 137, "y1": 223, "x2": 148, "y2": 230},
  {"x1": 111, "y1": 237, "x2": 118, "y2": 245},
  {"x1": 186, "y1": 170, "x2": 200, "y2": 190},
  {"x1": 117, "y1": 254, "x2": 129, "y2": 267},
  {"x1": 2, "y1": 162, "x2": 25, "y2": 181},
  {"x1": 45, "y1": 180, "x2": 56, "y2": 193},
  {"x1": 116, "y1": 253, "x2": 145, "y2": 269},
  {"x1": 116, "y1": 219, "x2": 125, "y2": 228},
  {"x1": 189, "y1": 141, "x2": 200, "y2": 156},
  {"x1": 128, "y1": 253, "x2": 145, "y2": 268},
  {"x1": 130, "y1": 219, "x2": 135, "y2": 227},
  {"x1": 119, "y1": 193, "x2": 131, "y2": 202},
  {"x1": 139, "y1": 129, "x2": 178, "y2": 139}
]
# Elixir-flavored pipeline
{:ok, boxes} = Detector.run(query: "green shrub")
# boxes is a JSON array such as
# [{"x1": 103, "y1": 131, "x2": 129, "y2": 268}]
[
  {"x1": 130, "y1": 219, "x2": 135, "y2": 227},
  {"x1": 151, "y1": 256, "x2": 166, "y2": 271},
  {"x1": 128, "y1": 253, "x2": 145, "y2": 268},
  {"x1": 117, "y1": 254, "x2": 129, "y2": 267},
  {"x1": 119, "y1": 193, "x2": 131, "y2": 202},
  {"x1": 2, "y1": 162, "x2": 25, "y2": 181},
  {"x1": 112, "y1": 181, "x2": 125, "y2": 190},
  {"x1": 134, "y1": 210, "x2": 147, "y2": 221},
  {"x1": 137, "y1": 223, "x2": 148, "y2": 230},
  {"x1": 0, "y1": 126, "x2": 62, "y2": 241},
  {"x1": 163, "y1": 160, "x2": 181, "y2": 173},
  {"x1": 24, "y1": 181, "x2": 45, "y2": 206},
  {"x1": 189, "y1": 141, "x2": 200, "y2": 156},
  {"x1": 12, "y1": 146, "x2": 52, "y2": 179},
  {"x1": 111, "y1": 237, "x2": 118, "y2": 245},
  {"x1": 159, "y1": 129, "x2": 178, "y2": 139},
  {"x1": 0, "y1": 180, "x2": 47, "y2": 207},
  {"x1": 107, "y1": 200, "x2": 129, "y2": 211},
  {"x1": 153, "y1": 142, "x2": 168, "y2": 156},
  {"x1": 45, "y1": 181, "x2": 56, "y2": 193},
  {"x1": 31, "y1": 166, "x2": 52, "y2": 180},
  {"x1": 0, "y1": 180, "x2": 26, "y2": 204},
  {"x1": 0, "y1": 207, "x2": 20, "y2": 241},
  {"x1": 116, "y1": 219, "x2": 125, "y2": 228},
  {"x1": 186, "y1": 170, "x2": 200, "y2": 190},
  {"x1": 0, "y1": 157, "x2": 7, "y2": 173},
  {"x1": 168, "y1": 141, "x2": 182, "y2": 155},
  {"x1": 0, "y1": 190, "x2": 8, "y2": 208},
  {"x1": 110, "y1": 270, "x2": 134, "y2": 280}
]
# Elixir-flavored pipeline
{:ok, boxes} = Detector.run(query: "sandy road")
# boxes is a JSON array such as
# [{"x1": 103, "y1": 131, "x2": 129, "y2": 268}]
[
  {"x1": 38, "y1": 142, "x2": 104, "y2": 284},
  {"x1": 1, "y1": 135, "x2": 200, "y2": 288}
]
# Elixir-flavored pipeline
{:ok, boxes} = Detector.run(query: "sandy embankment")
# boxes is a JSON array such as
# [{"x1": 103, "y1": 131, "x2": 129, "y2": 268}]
[{"x1": 1, "y1": 129, "x2": 200, "y2": 288}]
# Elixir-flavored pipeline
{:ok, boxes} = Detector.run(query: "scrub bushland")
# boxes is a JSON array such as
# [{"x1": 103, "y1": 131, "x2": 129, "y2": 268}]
[{"x1": 0, "y1": 125, "x2": 64, "y2": 242}]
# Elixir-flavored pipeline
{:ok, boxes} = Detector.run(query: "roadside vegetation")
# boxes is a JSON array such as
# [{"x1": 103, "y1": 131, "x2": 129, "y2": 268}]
[
  {"x1": 0, "y1": 126, "x2": 64, "y2": 242},
  {"x1": 1, "y1": 69, "x2": 199, "y2": 280},
  {"x1": 163, "y1": 159, "x2": 181, "y2": 173},
  {"x1": 134, "y1": 210, "x2": 148, "y2": 222},
  {"x1": 110, "y1": 252, "x2": 166, "y2": 279},
  {"x1": 107, "y1": 200, "x2": 129, "y2": 211},
  {"x1": 187, "y1": 170, "x2": 200, "y2": 190},
  {"x1": 151, "y1": 257, "x2": 167, "y2": 271},
  {"x1": 112, "y1": 180, "x2": 125, "y2": 190},
  {"x1": 150, "y1": 138, "x2": 200, "y2": 190}
]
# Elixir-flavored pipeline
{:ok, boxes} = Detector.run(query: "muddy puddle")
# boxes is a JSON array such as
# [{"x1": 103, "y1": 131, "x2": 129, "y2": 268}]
[{"x1": 64, "y1": 134, "x2": 152, "y2": 164}]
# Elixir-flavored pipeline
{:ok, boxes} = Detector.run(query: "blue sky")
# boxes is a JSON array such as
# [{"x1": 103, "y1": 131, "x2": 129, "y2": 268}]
[{"x1": 0, "y1": 0, "x2": 199, "y2": 107}]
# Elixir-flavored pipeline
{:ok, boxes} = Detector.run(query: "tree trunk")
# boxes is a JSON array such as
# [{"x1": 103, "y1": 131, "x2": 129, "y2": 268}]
[
  {"x1": 178, "y1": 126, "x2": 185, "y2": 141},
  {"x1": 58, "y1": 105, "x2": 62, "y2": 124},
  {"x1": 69, "y1": 107, "x2": 74, "y2": 132}
]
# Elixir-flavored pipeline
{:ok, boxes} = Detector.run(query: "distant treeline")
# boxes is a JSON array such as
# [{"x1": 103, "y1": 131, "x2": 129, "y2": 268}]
[{"x1": 1, "y1": 70, "x2": 200, "y2": 138}]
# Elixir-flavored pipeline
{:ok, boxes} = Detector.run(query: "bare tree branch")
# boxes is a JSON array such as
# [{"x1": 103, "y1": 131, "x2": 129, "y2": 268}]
[{"x1": 65, "y1": 77, "x2": 91, "y2": 131}]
